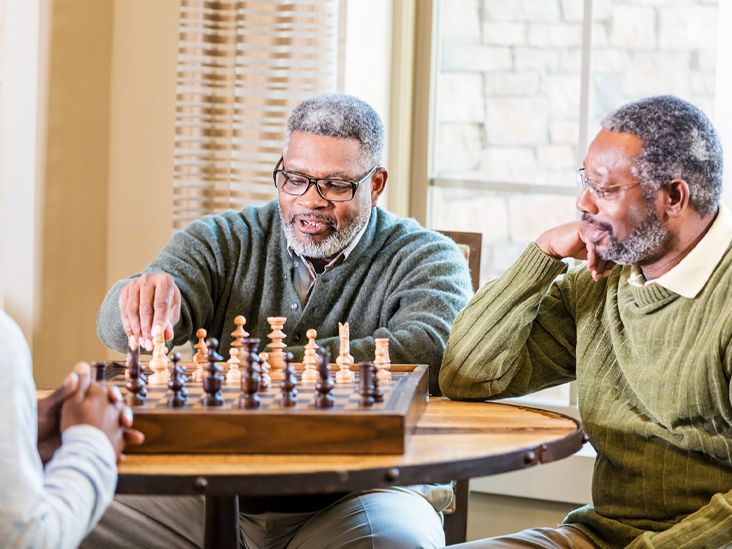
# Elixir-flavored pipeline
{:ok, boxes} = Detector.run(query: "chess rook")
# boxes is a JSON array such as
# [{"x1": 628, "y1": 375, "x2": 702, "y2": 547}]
[{"x1": 373, "y1": 338, "x2": 392, "y2": 383}]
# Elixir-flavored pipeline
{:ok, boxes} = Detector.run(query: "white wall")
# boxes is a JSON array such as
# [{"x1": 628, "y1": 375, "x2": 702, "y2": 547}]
[{"x1": 716, "y1": 0, "x2": 731, "y2": 208}]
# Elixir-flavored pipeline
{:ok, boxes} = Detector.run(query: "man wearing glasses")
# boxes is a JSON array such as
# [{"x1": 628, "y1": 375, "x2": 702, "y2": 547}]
[
  {"x1": 89, "y1": 94, "x2": 471, "y2": 548},
  {"x1": 441, "y1": 95, "x2": 732, "y2": 548}
]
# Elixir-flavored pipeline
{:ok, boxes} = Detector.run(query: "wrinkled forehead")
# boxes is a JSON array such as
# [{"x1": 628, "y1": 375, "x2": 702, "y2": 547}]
[
  {"x1": 283, "y1": 131, "x2": 365, "y2": 177},
  {"x1": 584, "y1": 129, "x2": 644, "y2": 179}
]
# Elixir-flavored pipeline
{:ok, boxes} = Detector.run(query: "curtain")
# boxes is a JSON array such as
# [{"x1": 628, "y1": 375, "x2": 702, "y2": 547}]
[{"x1": 173, "y1": 0, "x2": 342, "y2": 228}]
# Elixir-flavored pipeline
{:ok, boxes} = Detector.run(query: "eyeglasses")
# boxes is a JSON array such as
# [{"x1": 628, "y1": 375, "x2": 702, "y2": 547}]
[
  {"x1": 576, "y1": 168, "x2": 641, "y2": 200},
  {"x1": 273, "y1": 157, "x2": 378, "y2": 202}
]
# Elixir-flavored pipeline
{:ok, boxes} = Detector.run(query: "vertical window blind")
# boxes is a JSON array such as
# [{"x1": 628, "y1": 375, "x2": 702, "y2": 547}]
[{"x1": 173, "y1": 0, "x2": 341, "y2": 229}]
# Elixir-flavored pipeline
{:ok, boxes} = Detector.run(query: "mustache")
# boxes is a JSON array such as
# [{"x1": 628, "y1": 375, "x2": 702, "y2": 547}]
[
  {"x1": 581, "y1": 213, "x2": 613, "y2": 233},
  {"x1": 288, "y1": 211, "x2": 336, "y2": 227}
]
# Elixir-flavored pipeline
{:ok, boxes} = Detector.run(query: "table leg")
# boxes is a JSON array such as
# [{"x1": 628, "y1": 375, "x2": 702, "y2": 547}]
[{"x1": 204, "y1": 495, "x2": 240, "y2": 549}]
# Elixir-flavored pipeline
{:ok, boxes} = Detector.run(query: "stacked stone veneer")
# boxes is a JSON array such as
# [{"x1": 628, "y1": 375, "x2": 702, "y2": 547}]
[{"x1": 432, "y1": 0, "x2": 718, "y2": 280}]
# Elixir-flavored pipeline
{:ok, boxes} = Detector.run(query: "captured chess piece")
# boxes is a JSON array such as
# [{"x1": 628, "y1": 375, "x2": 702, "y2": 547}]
[
  {"x1": 266, "y1": 316, "x2": 287, "y2": 381},
  {"x1": 373, "y1": 338, "x2": 392, "y2": 383},
  {"x1": 335, "y1": 321, "x2": 355, "y2": 383},
  {"x1": 230, "y1": 315, "x2": 249, "y2": 351},
  {"x1": 148, "y1": 328, "x2": 171, "y2": 386},
  {"x1": 226, "y1": 347, "x2": 241, "y2": 384},
  {"x1": 358, "y1": 362, "x2": 375, "y2": 407},
  {"x1": 314, "y1": 347, "x2": 335, "y2": 409},
  {"x1": 258, "y1": 351, "x2": 271, "y2": 391},
  {"x1": 280, "y1": 352, "x2": 297, "y2": 407},
  {"x1": 125, "y1": 341, "x2": 147, "y2": 406},
  {"x1": 167, "y1": 352, "x2": 188, "y2": 407},
  {"x1": 239, "y1": 338, "x2": 261, "y2": 409},
  {"x1": 192, "y1": 327, "x2": 208, "y2": 382},
  {"x1": 202, "y1": 338, "x2": 224, "y2": 406},
  {"x1": 301, "y1": 328, "x2": 319, "y2": 384}
]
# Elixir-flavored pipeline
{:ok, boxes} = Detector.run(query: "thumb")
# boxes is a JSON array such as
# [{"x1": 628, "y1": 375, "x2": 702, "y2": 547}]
[
  {"x1": 45, "y1": 370, "x2": 79, "y2": 408},
  {"x1": 72, "y1": 362, "x2": 92, "y2": 400}
]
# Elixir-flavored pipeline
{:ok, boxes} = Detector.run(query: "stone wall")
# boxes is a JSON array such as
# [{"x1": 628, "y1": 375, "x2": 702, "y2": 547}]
[{"x1": 432, "y1": 0, "x2": 719, "y2": 281}]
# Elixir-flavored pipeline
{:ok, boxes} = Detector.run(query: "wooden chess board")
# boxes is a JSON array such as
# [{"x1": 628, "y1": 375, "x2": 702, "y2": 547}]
[{"x1": 104, "y1": 362, "x2": 428, "y2": 455}]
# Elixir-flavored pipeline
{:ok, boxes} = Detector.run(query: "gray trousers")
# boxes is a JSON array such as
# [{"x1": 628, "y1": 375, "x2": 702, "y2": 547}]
[
  {"x1": 446, "y1": 526, "x2": 595, "y2": 548},
  {"x1": 81, "y1": 487, "x2": 445, "y2": 549}
]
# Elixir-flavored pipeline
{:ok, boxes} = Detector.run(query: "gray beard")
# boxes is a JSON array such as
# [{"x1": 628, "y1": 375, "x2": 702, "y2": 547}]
[
  {"x1": 586, "y1": 209, "x2": 671, "y2": 265},
  {"x1": 280, "y1": 206, "x2": 371, "y2": 259}
]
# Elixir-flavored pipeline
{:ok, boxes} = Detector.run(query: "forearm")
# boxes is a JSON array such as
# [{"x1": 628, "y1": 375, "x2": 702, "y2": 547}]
[
  {"x1": 439, "y1": 243, "x2": 573, "y2": 400},
  {"x1": 626, "y1": 490, "x2": 732, "y2": 549},
  {"x1": 97, "y1": 278, "x2": 134, "y2": 353}
]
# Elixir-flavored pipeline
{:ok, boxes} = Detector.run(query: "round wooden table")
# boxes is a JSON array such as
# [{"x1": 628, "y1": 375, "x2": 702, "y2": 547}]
[{"x1": 116, "y1": 398, "x2": 584, "y2": 548}]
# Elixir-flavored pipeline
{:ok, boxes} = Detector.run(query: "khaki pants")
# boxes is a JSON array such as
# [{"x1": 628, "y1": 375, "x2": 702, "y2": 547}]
[
  {"x1": 446, "y1": 526, "x2": 595, "y2": 548},
  {"x1": 81, "y1": 487, "x2": 445, "y2": 549}
]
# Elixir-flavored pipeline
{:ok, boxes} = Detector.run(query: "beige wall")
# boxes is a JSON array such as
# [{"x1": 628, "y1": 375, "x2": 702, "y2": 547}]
[{"x1": 33, "y1": 0, "x2": 178, "y2": 386}]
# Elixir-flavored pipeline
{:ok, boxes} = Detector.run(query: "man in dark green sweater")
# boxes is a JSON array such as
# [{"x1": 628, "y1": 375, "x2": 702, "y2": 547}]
[
  {"x1": 88, "y1": 95, "x2": 471, "y2": 549},
  {"x1": 441, "y1": 95, "x2": 732, "y2": 549}
]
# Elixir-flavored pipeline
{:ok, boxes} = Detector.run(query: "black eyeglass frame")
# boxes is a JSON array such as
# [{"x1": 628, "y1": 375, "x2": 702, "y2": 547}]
[{"x1": 272, "y1": 157, "x2": 379, "y2": 202}]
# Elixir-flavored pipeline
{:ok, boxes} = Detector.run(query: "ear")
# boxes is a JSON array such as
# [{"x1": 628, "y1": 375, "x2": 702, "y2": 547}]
[
  {"x1": 660, "y1": 179, "x2": 690, "y2": 219},
  {"x1": 370, "y1": 168, "x2": 388, "y2": 206}
]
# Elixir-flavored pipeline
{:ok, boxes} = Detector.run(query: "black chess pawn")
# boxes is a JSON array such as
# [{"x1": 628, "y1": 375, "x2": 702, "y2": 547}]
[
  {"x1": 167, "y1": 352, "x2": 188, "y2": 407},
  {"x1": 370, "y1": 363, "x2": 384, "y2": 403},
  {"x1": 125, "y1": 342, "x2": 147, "y2": 405},
  {"x1": 358, "y1": 362, "x2": 375, "y2": 407},
  {"x1": 280, "y1": 352, "x2": 297, "y2": 407},
  {"x1": 314, "y1": 347, "x2": 334, "y2": 409},
  {"x1": 202, "y1": 337, "x2": 224, "y2": 407},
  {"x1": 239, "y1": 340, "x2": 261, "y2": 409}
]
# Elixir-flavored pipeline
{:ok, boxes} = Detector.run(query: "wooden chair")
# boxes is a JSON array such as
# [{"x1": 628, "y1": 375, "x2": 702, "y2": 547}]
[{"x1": 437, "y1": 230, "x2": 482, "y2": 544}]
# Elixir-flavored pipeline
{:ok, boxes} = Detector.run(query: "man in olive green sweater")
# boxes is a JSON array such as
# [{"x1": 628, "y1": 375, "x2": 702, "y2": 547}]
[
  {"x1": 87, "y1": 94, "x2": 471, "y2": 549},
  {"x1": 441, "y1": 95, "x2": 732, "y2": 549}
]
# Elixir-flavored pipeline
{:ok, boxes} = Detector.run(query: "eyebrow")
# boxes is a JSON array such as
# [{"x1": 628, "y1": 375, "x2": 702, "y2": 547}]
[{"x1": 284, "y1": 164, "x2": 354, "y2": 179}]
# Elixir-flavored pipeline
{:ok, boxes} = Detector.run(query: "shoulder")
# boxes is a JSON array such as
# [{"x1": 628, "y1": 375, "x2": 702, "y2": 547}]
[
  {"x1": 371, "y1": 208, "x2": 463, "y2": 259},
  {"x1": 0, "y1": 311, "x2": 33, "y2": 390},
  {"x1": 176, "y1": 201, "x2": 280, "y2": 243}
]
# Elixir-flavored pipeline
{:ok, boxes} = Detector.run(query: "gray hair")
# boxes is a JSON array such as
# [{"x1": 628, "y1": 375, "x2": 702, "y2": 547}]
[
  {"x1": 285, "y1": 94, "x2": 384, "y2": 169},
  {"x1": 601, "y1": 95, "x2": 723, "y2": 215}
]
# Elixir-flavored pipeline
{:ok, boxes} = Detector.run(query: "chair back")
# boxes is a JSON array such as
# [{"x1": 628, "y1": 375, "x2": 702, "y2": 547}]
[{"x1": 438, "y1": 230, "x2": 482, "y2": 292}]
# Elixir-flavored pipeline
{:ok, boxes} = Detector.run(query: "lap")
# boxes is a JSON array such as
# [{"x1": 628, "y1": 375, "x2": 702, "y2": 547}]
[{"x1": 446, "y1": 526, "x2": 594, "y2": 549}]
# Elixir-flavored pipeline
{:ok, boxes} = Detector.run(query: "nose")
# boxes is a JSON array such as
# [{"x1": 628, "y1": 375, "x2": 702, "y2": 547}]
[
  {"x1": 297, "y1": 181, "x2": 329, "y2": 209},
  {"x1": 576, "y1": 186, "x2": 598, "y2": 216}
]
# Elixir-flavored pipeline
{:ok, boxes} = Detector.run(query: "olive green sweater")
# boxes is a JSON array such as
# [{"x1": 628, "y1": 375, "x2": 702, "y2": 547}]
[
  {"x1": 98, "y1": 201, "x2": 472, "y2": 393},
  {"x1": 440, "y1": 243, "x2": 732, "y2": 548}
]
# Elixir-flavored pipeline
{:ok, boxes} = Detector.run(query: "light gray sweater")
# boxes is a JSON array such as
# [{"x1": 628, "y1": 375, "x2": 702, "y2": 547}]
[{"x1": 98, "y1": 202, "x2": 472, "y2": 392}]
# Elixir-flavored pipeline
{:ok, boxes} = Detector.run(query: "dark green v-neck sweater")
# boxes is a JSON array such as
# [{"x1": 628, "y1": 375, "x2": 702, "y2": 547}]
[
  {"x1": 98, "y1": 201, "x2": 472, "y2": 392},
  {"x1": 440, "y1": 243, "x2": 732, "y2": 548}
]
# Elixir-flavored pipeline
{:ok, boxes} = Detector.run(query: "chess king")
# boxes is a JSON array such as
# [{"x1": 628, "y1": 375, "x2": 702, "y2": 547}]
[{"x1": 88, "y1": 94, "x2": 471, "y2": 548}]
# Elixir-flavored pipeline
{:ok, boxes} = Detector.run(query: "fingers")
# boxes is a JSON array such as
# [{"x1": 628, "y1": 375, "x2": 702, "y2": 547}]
[
  {"x1": 43, "y1": 369, "x2": 80, "y2": 410},
  {"x1": 123, "y1": 428, "x2": 145, "y2": 447},
  {"x1": 119, "y1": 283, "x2": 142, "y2": 346},
  {"x1": 118, "y1": 274, "x2": 180, "y2": 352},
  {"x1": 72, "y1": 362, "x2": 92, "y2": 400}
]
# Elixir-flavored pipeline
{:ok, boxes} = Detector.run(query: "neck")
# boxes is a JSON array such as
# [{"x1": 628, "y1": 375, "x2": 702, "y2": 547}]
[
  {"x1": 640, "y1": 209, "x2": 718, "y2": 280},
  {"x1": 308, "y1": 256, "x2": 334, "y2": 274}
]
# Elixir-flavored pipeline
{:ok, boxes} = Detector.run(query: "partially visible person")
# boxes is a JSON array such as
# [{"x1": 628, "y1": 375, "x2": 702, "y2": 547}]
[
  {"x1": 0, "y1": 309, "x2": 144, "y2": 549},
  {"x1": 441, "y1": 95, "x2": 732, "y2": 548}
]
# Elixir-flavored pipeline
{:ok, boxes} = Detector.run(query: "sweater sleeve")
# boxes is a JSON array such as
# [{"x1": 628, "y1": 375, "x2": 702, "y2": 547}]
[
  {"x1": 0, "y1": 312, "x2": 117, "y2": 549},
  {"x1": 439, "y1": 243, "x2": 577, "y2": 400}
]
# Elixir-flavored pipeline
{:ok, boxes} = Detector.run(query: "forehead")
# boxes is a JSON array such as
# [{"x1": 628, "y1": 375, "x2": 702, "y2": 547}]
[
  {"x1": 284, "y1": 131, "x2": 362, "y2": 176},
  {"x1": 584, "y1": 129, "x2": 644, "y2": 179}
]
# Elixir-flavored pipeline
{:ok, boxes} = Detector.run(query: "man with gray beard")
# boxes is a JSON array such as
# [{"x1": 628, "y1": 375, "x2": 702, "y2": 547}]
[
  {"x1": 441, "y1": 95, "x2": 732, "y2": 548},
  {"x1": 90, "y1": 94, "x2": 471, "y2": 549}
]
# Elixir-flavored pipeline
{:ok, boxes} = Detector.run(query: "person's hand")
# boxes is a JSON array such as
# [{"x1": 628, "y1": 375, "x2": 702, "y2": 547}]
[
  {"x1": 535, "y1": 220, "x2": 614, "y2": 281},
  {"x1": 118, "y1": 273, "x2": 181, "y2": 351},
  {"x1": 37, "y1": 362, "x2": 89, "y2": 463},
  {"x1": 60, "y1": 374, "x2": 145, "y2": 463}
]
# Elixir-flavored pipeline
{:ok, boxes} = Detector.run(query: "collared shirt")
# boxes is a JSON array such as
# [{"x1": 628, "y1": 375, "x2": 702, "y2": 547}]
[
  {"x1": 628, "y1": 203, "x2": 732, "y2": 298},
  {"x1": 289, "y1": 211, "x2": 371, "y2": 306}
]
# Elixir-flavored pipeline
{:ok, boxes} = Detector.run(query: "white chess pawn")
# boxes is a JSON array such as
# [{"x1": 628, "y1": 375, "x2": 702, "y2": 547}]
[
  {"x1": 258, "y1": 351, "x2": 271, "y2": 390},
  {"x1": 226, "y1": 347, "x2": 241, "y2": 384},
  {"x1": 192, "y1": 328, "x2": 207, "y2": 382},
  {"x1": 301, "y1": 328, "x2": 319, "y2": 384}
]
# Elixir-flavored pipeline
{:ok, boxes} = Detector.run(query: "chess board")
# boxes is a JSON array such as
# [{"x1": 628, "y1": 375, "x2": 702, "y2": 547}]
[{"x1": 104, "y1": 362, "x2": 428, "y2": 455}]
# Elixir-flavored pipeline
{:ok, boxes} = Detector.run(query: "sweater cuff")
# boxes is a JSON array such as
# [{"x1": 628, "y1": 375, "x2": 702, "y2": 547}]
[
  {"x1": 62, "y1": 424, "x2": 117, "y2": 466},
  {"x1": 511, "y1": 242, "x2": 568, "y2": 282}
]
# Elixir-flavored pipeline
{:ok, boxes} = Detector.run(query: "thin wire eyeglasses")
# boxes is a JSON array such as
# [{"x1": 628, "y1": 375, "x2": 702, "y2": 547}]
[
  {"x1": 273, "y1": 157, "x2": 378, "y2": 202},
  {"x1": 576, "y1": 168, "x2": 641, "y2": 199}
]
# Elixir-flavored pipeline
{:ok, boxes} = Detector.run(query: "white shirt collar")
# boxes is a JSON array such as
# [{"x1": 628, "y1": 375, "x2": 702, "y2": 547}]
[{"x1": 628, "y1": 203, "x2": 732, "y2": 298}]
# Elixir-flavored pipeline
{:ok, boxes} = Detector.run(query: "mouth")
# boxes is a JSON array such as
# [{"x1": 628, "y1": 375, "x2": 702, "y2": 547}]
[
  {"x1": 582, "y1": 215, "x2": 612, "y2": 245},
  {"x1": 291, "y1": 214, "x2": 336, "y2": 237}
]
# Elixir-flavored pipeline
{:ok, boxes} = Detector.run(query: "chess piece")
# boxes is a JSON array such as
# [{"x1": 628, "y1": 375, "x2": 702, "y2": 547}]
[
  {"x1": 373, "y1": 338, "x2": 392, "y2": 383},
  {"x1": 301, "y1": 328, "x2": 319, "y2": 384},
  {"x1": 148, "y1": 329, "x2": 170, "y2": 386},
  {"x1": 370, "y1": 363, "x2": 384, "y2": 403},
  {"x1": 258, "y1": 351, "x2": 271, "y2": 391},
  {"x1": 358, "y1": 362, "x2": 375, "y2": 407},
  {"x1": 226, "y1": 347, "x2": 241, "y2": 384},
  {"x1": 202, "y1": 338, "x2": 224, "y2": 406},
  {"x1": 192, "y1": 328, "x2": 208, "y2": 381},
  {"x1": 230, "y1": 315, "x2": 249, "y2": 351},
  {"x1": 239, "y1": 339, "x2": 261, "y2": 409},
  {"x1": 125, "y1": 341, "x2": 147, "y2": 405},
  {"x1": 266, "y1": 316, "x2": 287, "y2": 381},
  {"x1": 314, "y1": 347, "x2": 334, "y2": 409},
  {"x1": 92, "y1": 361, "x2": 106, "y2": 382},
  {"x1": 167, "y1": 352, "x2": 188, "y2": 407},
  {"x1": 335, "y1": 321, "x2": 355, "y2": 383},
  {"x1": 280, "y1": 352, "x2": 297, "y2": 407}
]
